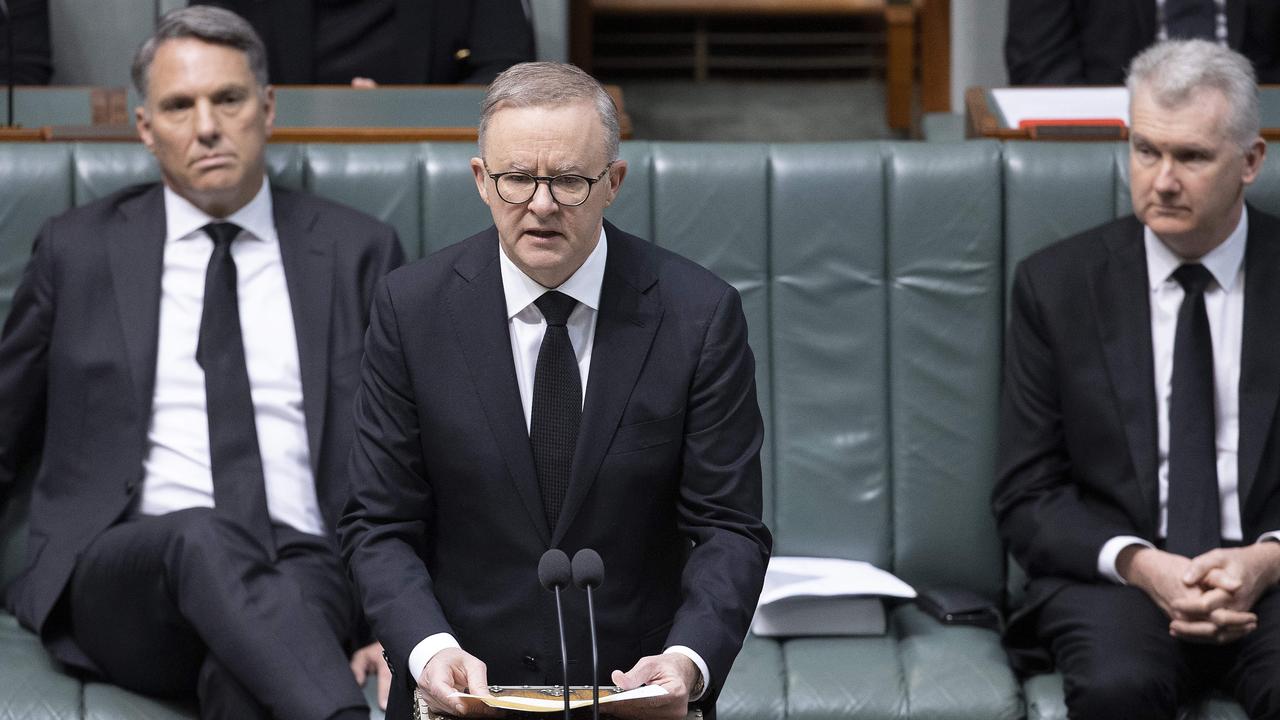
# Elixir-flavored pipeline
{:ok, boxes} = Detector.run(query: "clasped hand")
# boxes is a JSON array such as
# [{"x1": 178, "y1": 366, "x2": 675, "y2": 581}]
[{"x1": 1121, "y1": 543, "x2": 1280, "y2": 644}]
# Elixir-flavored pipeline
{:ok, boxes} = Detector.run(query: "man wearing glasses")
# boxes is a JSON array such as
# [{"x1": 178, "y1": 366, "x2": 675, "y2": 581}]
[{"x1": 340, "y1": 62, "x2": 771, "y2": 720}]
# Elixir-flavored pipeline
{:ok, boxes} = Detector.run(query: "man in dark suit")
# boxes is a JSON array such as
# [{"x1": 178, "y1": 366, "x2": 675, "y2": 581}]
[
  {"x1": 1006, "y1": 0, "x2": 1280, "y2": 85},
  {"x1": 994, "y1": 40, "x2": 1280, "y2": 719},
  {"x1": 193, "y1": 0, "x2": 534, "y2": 86},
  {"x1": 339, "y1": 62, "x2": 772, "y2": 720},
  {"x1": 0, "y1": 0, "x2": 52, "y2": 84},
  {"x1": 0, "y1": 7, "x2": 403, "y2": 719}
]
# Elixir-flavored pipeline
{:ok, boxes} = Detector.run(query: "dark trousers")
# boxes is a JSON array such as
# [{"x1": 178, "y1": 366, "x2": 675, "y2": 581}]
[
  {"x1": 66, "y1": 508, "x2": 368, "y2": 720},
  {"x1": 1038, "y1": 582, "x2": 1280, "y2": 720}
]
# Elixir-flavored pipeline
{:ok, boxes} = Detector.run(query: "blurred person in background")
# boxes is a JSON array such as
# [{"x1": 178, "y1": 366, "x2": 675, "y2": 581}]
[
  {"x1": 193, "y1": 0, "x2": 534, "y2": 87},
  {"x1": 0, "y1": 0, "x2": 52, "y2": 84},
  {"x1": 1006, "y1": 0, "x2": 1280, "y2": 85}
]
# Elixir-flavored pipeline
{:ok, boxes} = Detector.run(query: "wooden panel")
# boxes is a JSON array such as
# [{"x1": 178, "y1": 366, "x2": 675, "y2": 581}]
[
  {"x1": 920, "y1": 0, "x2": 950, "y2": 113},
  {"x1": 885, "y1": 4, "x2": 915, "y2": 130}
]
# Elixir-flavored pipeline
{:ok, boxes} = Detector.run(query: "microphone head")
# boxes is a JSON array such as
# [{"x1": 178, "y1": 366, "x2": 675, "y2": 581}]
[
  {"x1": 571, "y1": 548, "x2": 604, "y2": 589},
  {"x1": 538, "y1": 548, "x2": 572, "y2": 591}
]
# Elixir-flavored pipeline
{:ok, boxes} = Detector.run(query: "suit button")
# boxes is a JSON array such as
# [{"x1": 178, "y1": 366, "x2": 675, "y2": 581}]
[{"x1": 523, "y1": 655, "x2": 539, "y2": 670}]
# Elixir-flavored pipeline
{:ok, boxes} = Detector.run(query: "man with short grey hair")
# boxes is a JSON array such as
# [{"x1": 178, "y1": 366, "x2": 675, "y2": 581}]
[
  {"x1": 341, "y1": 61, "x2": 771, "y2": 720},
  {"x1": 995, "y1": 39, "x2": 1280, "y2": 718},
  {"x1": 0, "y1": 6, "x2": 403, "y2": 718}
]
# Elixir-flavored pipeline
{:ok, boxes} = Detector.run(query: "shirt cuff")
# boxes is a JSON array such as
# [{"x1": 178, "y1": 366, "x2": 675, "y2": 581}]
[
  {"x1": 1256, "y1": 531, "x2": 1280, "y2": 544},
  {"x1": 1098, "y1": 536, "x2": 1155, "y2": 584},
  {"x1": 408, "y1": 633, "x2": 461, "y2": 684},
  {"x1": 664, "y1": 645, "x2": 709, "y2": 702}
]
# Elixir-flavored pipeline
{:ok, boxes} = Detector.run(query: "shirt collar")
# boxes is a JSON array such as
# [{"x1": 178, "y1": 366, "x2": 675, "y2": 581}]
[
  {"x1": 499, "y1": 226, "x2": 607, "y2": 320},
  {"x1": 163, "y1": 176, "x2": 276, "y2": 245},
  {"x1": 1145, "y1": 208, "x2": 1247, "y2": 293}
]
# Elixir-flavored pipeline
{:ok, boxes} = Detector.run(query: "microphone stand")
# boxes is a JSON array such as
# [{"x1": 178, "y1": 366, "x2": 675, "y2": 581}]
[
  {"x1": 539, "y1": 548, "x2": 574, "y2": 720},
  {"x1": 584, "y1": 581, "x2": 600, "y2": 720},
  {"x1": 553, "y1": 584, "x2": 571, "y2": 720},
  {"x1": 572, "y1": 548, "x2": 605, "y2": 720}
]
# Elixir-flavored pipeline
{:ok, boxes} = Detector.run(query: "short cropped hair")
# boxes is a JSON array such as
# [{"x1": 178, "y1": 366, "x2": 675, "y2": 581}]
[
  {"x1": 478, "y1": 62, "x2": 621, "y2": 162},
  {"x1": 1126, "y1": 39, "x2": 1260, "y2": 150},
  {"x1": 131, "y1": 6, "x2": 268, "y2": 101}
]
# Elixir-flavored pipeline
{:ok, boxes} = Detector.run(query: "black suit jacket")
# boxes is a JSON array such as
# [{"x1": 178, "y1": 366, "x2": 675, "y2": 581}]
[
  {"x1": 339, "y1": 222, "x2": 772, "y2": 720},
  {"x1": 993, "y1": 208, "x2": 1280, "y2": 630},
  {"x1": 0, "y1": 0, "x2": 52, "y2": 84},
  {"x1": 197, "y1": 0, "x2": 534, "y2": 84},
  {"x1": 0, "y1": 183, "x2": 403, "y2": 663},
  {"x1": 1006, "y1": 0, "x2": 1280, "y2": 85}
]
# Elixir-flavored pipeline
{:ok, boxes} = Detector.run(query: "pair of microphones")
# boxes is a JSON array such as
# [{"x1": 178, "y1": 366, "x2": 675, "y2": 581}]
[{"x1": 538, "y1": 548, "x2": 605, "y2": 720}]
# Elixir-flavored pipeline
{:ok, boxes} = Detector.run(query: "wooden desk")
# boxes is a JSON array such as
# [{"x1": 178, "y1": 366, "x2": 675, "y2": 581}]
[
  {"x1": 0, "y1": 87, "x2": 129, "y2": 128},
  {"x1": 966, "y1": 85, "x2": 1280, "y2": 141},
  {"x1": 0, "y1": 85, "x2": 633, "y2": 143},
  {"x1": 581, "y1": 0, "x2": 931, "y2": 130}
]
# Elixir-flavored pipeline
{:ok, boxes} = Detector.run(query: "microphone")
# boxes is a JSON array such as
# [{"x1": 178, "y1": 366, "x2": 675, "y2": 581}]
[
  {"x1": 538, "y1": 548, "x2": 573, "y2": 720},
  {"x1": 571, "y1": 549, "x2": 605, "y2": 720}
]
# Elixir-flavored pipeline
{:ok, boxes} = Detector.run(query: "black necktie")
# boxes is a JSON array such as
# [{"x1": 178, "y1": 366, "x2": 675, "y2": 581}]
[
  {"x1": 1165, "y1": 0, "x2": 1216, "y2": 40},
  {"x1": 1165, "y1": 263, "x2": 1221, "y2": 558},
  {"x1": 530, "y1": 291, "x2": 581, "y2": 531},
  {"x1": 197, "y1": 222, "x2": 276, "y2": 558}
]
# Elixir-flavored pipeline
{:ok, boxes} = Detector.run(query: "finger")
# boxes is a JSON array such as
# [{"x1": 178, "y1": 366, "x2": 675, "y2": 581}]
[
  {"x1": 1209, "y1": 607, "x2": 1259, "y2": 628},
  {"x1": 1172, "y1": 587, "x2": 1234, "y2": 617},
  {"x1": 349, "y1": 653, "x2": 368, "y2": 685},
  {"x1": 1213, "y1": 623, "x2": 1257, "y2": 645},
  {"x1": 1203, "y1": 567, "x2": 1244, "y2": 593},
  {"x1": 612, "y1": 668, "x2": 641, "y2": 690},
  {"x1": 425, "y1": 674, "x2": 466, "y2": 716},
  {"x1": 377, "y1": 660, "x2": 391, "y2": 711},
  {"x1": 463, "y1": 656, "x2": 491, "y2": 696},
  {"x1": 1170, "y1": 618, "x2": 1226, "y2": 640},
  {"x1": 1183, "y1": 550, "x2": 1226, "y2": 585}
]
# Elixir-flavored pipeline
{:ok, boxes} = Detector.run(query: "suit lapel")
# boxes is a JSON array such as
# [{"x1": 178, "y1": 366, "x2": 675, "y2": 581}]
[
  {"x1": 1237, "y1": 208, "x2": 1280, "y2": 507},
  {"x1": 552, "y1": 226, "x2": 662, "y2": 546},
  {"x1": 1093, "y1": 218, "x2": 1160, "y2": 529},
  {"x1": 274, "y1": 189, "x2": 333, "y2": 474},
  {"x1": 447, "y1": 231, "x2": 551, "y2": 544},
  {"x1": 105, "y1": 186, "x2": 166, "y2": 417}
]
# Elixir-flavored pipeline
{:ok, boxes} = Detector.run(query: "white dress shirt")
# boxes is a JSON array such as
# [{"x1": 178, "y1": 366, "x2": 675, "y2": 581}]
[
  {"x1": 136, "y1": 180, "x2": 325, "y2": 537},
  {"x1": 1099, "y1": 210, "x2": 1280, "y2": 582},
  {"x1": 408, "y1": 228, "x2": 709, "y2": 699}
]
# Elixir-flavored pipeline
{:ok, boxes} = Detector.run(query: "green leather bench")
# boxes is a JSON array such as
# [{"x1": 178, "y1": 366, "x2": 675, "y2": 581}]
[{"x1": 3, "y1": 141, "x2": 1277, "y2": 720}]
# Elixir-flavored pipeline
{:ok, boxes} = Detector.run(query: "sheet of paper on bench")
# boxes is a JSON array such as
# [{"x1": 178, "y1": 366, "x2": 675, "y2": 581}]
[
  {"x1": 450, "y1": 685, "x2": 666, "y2": 713},
  {"x1": 991, "y1": 87, "x2": 1130, "y2": 128},
  {"x1": 752, "y1": 556, "x2": 916, "y2": 637}
]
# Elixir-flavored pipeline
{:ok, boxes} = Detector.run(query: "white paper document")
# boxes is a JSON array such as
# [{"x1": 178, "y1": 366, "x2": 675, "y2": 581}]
[
  {"x1": 752, "y1": 556, "x2": 915, "y2": 637},
  {"x1": 758, "y1": 556, "x2": 916, "y2": 605},
  {"x1": 991, "y1": 87, "x2": 1130, "y2": 128},
  {"x1": 449, "y1": 684, "x2": 667, "y2": 713}
]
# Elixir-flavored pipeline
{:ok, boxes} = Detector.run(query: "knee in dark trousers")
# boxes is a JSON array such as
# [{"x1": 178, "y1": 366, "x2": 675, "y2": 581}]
[{"x1": 1063, "y1": 653, "x2": 1180, "y2": 720}]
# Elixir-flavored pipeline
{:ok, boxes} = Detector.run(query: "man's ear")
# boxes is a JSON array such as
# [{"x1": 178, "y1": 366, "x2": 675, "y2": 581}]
[
  {"x1": 471, "y1": 157, "x2": 491, "y2": 203},
  {"x1": 603, "y1": 159, "x2": 627, "y2": 207},
  {"x1": 1242, "y1": 137, "x2": 1267, "y2": 186},
  {"x1": 262, "y1": 84, "x2": 276, "y2": 136},
  {"x1": 135, "y1": 105, "x2": 154, "y2": 153}
]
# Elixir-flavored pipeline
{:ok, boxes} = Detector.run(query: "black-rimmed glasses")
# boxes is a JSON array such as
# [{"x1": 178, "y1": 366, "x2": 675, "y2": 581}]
[{"x1": 484, "y1": 160, "x2": 613, "y2": 207}]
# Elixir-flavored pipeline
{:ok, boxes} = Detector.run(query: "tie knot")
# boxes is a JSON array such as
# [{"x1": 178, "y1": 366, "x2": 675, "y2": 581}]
[
  {"x1": 203, "y1": 222, "x2": 243, "y2": 248},
  {"x1": 1172, "y1": 263, "x2": 1214, "y2": 294},
  {"x1": 535, "y1": 291, "x2": 577, "y2": 327}
]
